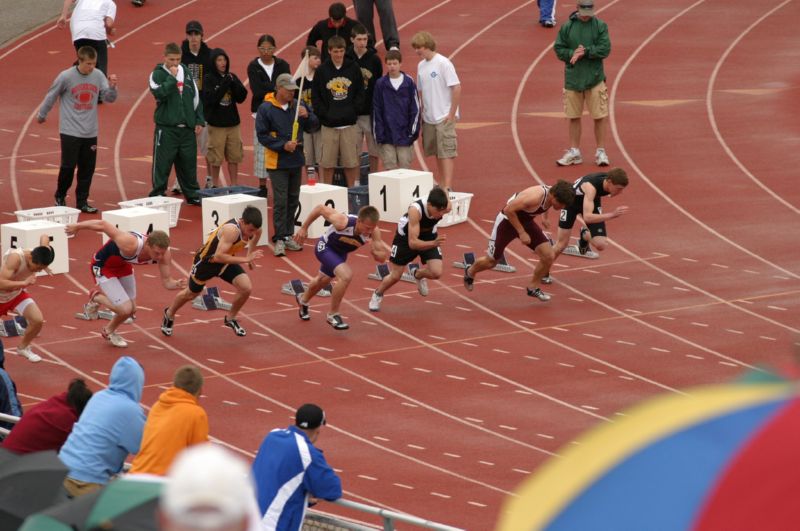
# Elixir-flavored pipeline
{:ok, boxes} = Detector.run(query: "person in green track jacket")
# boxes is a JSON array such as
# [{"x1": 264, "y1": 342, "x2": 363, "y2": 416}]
[{"x1": 148, "y1": 42, "x2": 205, "y2": 205}]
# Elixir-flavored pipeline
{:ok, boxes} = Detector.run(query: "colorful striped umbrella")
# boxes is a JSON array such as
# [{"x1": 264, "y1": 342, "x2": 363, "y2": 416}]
[{"x1": 497, "y1": 382, "x2": 800, "y2": 530}]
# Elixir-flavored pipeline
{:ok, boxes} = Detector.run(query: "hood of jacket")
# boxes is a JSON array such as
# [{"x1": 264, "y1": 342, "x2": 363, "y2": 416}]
[
  {"x1": 209, "y1": 47, "x2": 230, "y2": 76},
  {"x1": 159, "y1": 386, "x2": 199, "y2": 407},
  {"x1": 108, "y1": 356, "x2": 144, "y2": 403}
]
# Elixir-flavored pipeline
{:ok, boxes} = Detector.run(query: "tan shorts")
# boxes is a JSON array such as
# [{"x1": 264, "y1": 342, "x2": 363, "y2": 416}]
[
  {"x1": 378, "y1": 144, "x2": 413, "y2": 169},
  {"x1": 207, "y1": 125, "x2": 244, "y2": 165},
  {"x1": 356, "y1": 115, "x2": 379, "y2": 156},
  {"x1": 563, "y1": 81, "x2": 609, "y2": 120},
  {"x1": 422, "y1": 120, "x2": 457, "y2": 159},
  {"x1": 320, "y1": 125, "x2": 359, "y2": 168},
  {"x1": 303, "y1": 129, "x2": 322, "y2": 166},
  {"x1": 64, "y1": 477, "x2": 103, "y2": 498}
]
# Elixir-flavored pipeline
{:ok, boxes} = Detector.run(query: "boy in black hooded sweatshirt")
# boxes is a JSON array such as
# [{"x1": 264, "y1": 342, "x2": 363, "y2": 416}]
[
  {"x1": 203, "y1": 49, "x2": 248, "y2": 187},
  {"x1": 311, "y1": 35, "x2": 364, "y2": 187}
]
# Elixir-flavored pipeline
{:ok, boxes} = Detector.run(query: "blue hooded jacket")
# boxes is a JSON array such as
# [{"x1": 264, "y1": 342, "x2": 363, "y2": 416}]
[{"x1": 58, "y1": 356, "x2": 145, "y2": 484}]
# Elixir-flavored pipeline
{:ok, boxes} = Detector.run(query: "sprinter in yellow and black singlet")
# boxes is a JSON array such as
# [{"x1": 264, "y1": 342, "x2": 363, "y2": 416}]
[{"x1": 161, "y1": 206, "x2": 263, "y2": 338}]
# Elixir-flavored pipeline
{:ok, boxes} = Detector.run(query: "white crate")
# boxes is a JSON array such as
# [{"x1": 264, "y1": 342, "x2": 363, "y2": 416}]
[
  {"x1": 15, "y1": 206, "x2": 80, "y2": 225},
  {"x1": 438, "y1": 192, "x2": 473, "y2": 227},
  {"x1": 118, "y1": 196, "x2": 183, "y2": 228}
]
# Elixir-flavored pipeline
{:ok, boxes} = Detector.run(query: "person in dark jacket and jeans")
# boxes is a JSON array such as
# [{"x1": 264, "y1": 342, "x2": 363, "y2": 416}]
[
  {"x1": 307, "y1": 2, "x2": 359, "y2": 61},
  {"x1": 203, "y1": 48, "x2": 247, "y2": 187},
  {"x1": 372, "y1": 50, "x2": 419, "y2": 169},
  {"x1": 256, "y1": 74, "x2": 319, "y2": 257},
  {"x1": 347, "y1": 24, "x2": 383, "y2": 173},
  {"x1": 247, "y1": 35, "x2": 291, "y2": 197},
  {"x1": 148, "y1": 42, "x2": 204, "y2": 205},
  {"x1": 312, "y1": 36, "x2": 364, "y2": 187}
]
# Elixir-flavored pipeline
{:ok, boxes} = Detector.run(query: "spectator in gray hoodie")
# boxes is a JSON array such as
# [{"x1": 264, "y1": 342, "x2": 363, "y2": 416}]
[{"x1": 37, "y1": 46, "x2": 117, "y2": 214}]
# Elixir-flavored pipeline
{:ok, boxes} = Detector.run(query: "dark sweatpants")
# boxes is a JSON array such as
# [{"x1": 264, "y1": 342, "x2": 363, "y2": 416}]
[
  {"x1": 56, "y1": 134, "x2": 97, "y2": 206},
  {"x1": 268, "y1": 167, "x2": 302, "y2": 241},
  {"x1": 149, "y1": 125, "x2": 200, "y2": 200}
]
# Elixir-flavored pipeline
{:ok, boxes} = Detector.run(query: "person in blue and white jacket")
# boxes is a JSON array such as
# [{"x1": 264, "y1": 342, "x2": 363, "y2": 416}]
[
  {"x1": 252, "y1": 403, "x2": 342, "y2": 531},
  {"x1": 372, "y1": 49, "x2": 419, "y2": 170}
]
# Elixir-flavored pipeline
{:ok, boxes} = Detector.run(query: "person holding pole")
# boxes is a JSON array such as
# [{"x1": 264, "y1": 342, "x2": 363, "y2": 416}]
[{"x1": 255, "y1": 72, "x2": 319, "y2": 256}]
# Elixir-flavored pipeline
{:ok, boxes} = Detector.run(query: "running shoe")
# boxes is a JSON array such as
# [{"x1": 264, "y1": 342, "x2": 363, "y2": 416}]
[
  {"x1": 14, "y1": 346, "x2": 42, "y2": 363},
  {"x1": 101, "y1": 328, "x2": 128, "y2": 348},
  {"x1": 205, "y1": 176, "x2": 213, "y2": 189},
  {"x1": 541, "y1": 275, "x2": 553, "y2": 285},
  {"x1": 82, "y1": 301, "x2": 100, "y2": 320},
  {"x1": 296, "y1": 293, "x2": 310, "y2": 321},
  {"x1": 463, "y1": 270, "x2": 475, "y2": 292},
  {"x1": 556, "y1": 148, "x2": 582, "y2": 166},
  {"x1": 526, "y1": 287, "x2": 552, "y2": 302},
  {"x1": 284, "y1": 238, "x2": 303, "y2": 252},
  {"x1": 368, "y1": 290, "x2": 383, "y2": 312},
  {"x1": 595, "y1": 148, "x2": 610, "y2": 166},
  {"x1": 326, "y1": 313, "x2": 349, "y2": 330},
  {"x1": 273, "y1": 240, "x2": 286, "y2": 257},
  {"x1": 414, "y1": 270, "x2": 429, "y2": 297},
  {"x1": 224, "y1": 316, "x2": 246, "y2": 337},
  {"x1": 578, "y1": 227, "x2": 591, "y2": 255},
  {"x1": 161, "y1": 308, "x2": 174, "y2": 336}
]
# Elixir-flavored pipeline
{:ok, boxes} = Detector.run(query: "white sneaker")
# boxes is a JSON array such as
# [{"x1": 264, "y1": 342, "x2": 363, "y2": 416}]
[
  {"x1": 414, "y1": 271, "x2": 429, "y2": 296},
  {"x1": 284, "y1": 238, "x2": 303, "y2": 252},
  {"x1": 527, "y1": 287, "x2": 552, "y2": 301},
  {"x1": 102, "y1": 328, "x2": 128, "y2": 348},
  {"x1": 541, "y1": 275, "x2": 553, "y2": 285},
  {"x1": 15, "y1": 346, "x2": 42, "y2": 363},
  {"x1": 595, "y1": 148, "x2": 610, "y2": 166},
  {"x1": 82, "y1": 301, "x2": 100, "y2": 320},
  {"x1": 273, "y1": 239, "x2": 286, "y2": 257},
  {"x1": 556, "y1": 148, "x2": 582, "y2": 166},
  {"x1": 205, "y1": 176, "x2": 213, "y2": 189},
  {"x1": 369, "y1": 291, "x2": 383, "y2": 312}
]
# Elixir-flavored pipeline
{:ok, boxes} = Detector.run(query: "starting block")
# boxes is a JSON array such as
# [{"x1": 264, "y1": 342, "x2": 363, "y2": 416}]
[
  {"x1": 280, "y1": 279, "x2": 332, "y2": 298},
  {"x1": 452, "y1": 252, "x2": 516, "y2": 273},
  {"x1": 367, "y1": 263, "x2": 418, "y2": 283},
  {"x1": 0, "y1": 316, "x2": 27, "y2": 337},
  {"x1": 74, "y1": 308, "x2": 134, "y2": 324},
  {"x1": 562, "y1": 245, "x2": 599, "y2": 259},
  {"x1": 192, "y1": 286, "x2": 233, "y2": 311}
]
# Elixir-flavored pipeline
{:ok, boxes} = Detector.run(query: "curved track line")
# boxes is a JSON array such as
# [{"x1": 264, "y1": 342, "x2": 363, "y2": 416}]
[
  {"x1": 706, "y1": 0, "x2": 798, "y2": 215},
  {"x1": 508, "y1": 0, "x2": 798, "y2": 351},
  {"x1": 608, "y1": 0, "x2": 799, "y2": 280}
]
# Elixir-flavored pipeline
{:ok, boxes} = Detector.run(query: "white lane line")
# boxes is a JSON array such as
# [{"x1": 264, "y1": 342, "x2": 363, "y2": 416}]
[
  {"x1": 658, "y1": 315, "x2": 676, "y2": 320},
  {"x1": 719, "y1": 361, "x2": 739, "y2": 367},
  {"x1": 499, "y1": 425, "x2": 518, "y2": 431},
  {"x1": 455, "y1": 306, "x2": 472, "y2": 312},
  {"x1": 380, "y1": 360, "x2": 399, "y2": 366},
  {"x1": 222, "y1": 400, "x2": 238, "y2": 406},
  {"x1": 513, "y1": 468, "x2": 531, "y2": 474},
  {"x1": 583, "y1": 333, "x2": 603, "y2": 339},
  {"x1": 589, "y1": 369, "x2": 606, "y2": 375},
  {"x1": 373, "y1": 436, "x2": 390, "y2": 442},
  {"x1": 558, "y1": 362, "x2": 575, "y2": 368},
  {"x1": 519, "y1": 320, "x2": 536, "y2": 325},
  {"x1": 681, "y1": 257, "x2": 698, "y2": 262},
  {"x1": 619, "y1": 375, "x2": 635, "y2": 381},
  {"x1": 407, "y1": 444, "x2": 425, "y2": 450},
  {"x1": 358, "y1": 475, "x2": 378, "y2": 481},
  {"x1": 207, "y1": 358, "x2": 224, "y2": 364},
  {"x1": 444, "y1": 452, "x2": 461, "y2": 458},
  {"x1": 686, "y1": 354, "x2": 705, "y2": 360},
  {"x1": 367, "y1": 394, "x2": 385, "y2": 400},
  {"x1": 644, "y1": 281, "x2": 660, "y2": 286},
  {"x1": 617, "y1": 340, "x2": 636, "y2": 346},
  {"x1": 465, "y1": 417, "x2": 484, "y2": 423},
  {"x1": 650, "y1": 347, "x2": 671, "y2": 353},
  {"x1": 303, "y1": 380, "x2": 321, "y2": 386},
  {"x1": 270, "y1": 372, "x2": 286, "y2": 378},
  {"x1": 480, "y1": 382, "x2": 499, "y2": 388},
  {"x1": 768, "y1": 305, "x2": 787, "y2": 311},
  {"x1": 318, "y1": 346, "x2": 334, "y2": 352},
  {"x1": 446, "y1": 374, "x2": 466, "y2": 380},
  {"x1": 394, "y1": 483, "x2": 414, "y2": 490},
  {"x1": 515, "y1": 390, "x2": 533, "y2": 395},
  {"x1": 479, "y1": 461, "x2": 494, "y2": 466},
  {"x1": 468, "y1": 501, "x2": 488, "y2": 508},
  {"x1": 256, "y1": 408, "x2": 271, "y2": 414},
  {"x1": 428, "y1": 334, "x2": 446, "y2": 340},
  {"x1": 551, "y1": 326, "x2": 570, "y2": 332},
  {"x1": 691, "y1": 322, "x2": 709, "y2": 327},
  {"x1": 335, "y1": 386, "x2": 350, "y2": 392},
  {"x1": 612, "y1": 274, "x2": 629, "y2": 279},
  {"x1": 492, "y1": 348, "x2": 509, "y2": 354},
  {"x1": 711, "y1": 263, "x2": 729, "y2": 269},
  {"x1": 581, "y1": 405, "x2": 599, "y2": 411},
  {"x1": 760, "y1": 336, "x2": 777, "y2": 341},
  {"x1": 413, "y1": 367, "x2": 432, "y2": 373},
  {"x1": 461, "y1": 342, "x2": 478, "y2": 347},
  {"x1": 536, "y1": 433, "x2": 554, "y2": 439},
  {"x1": 725, "y1": 329, "x2": 744, "y2": 335},
  {"x1": 431, "y1": 492, "x2": 451, "y2": 499},
  {"x1": 673, "y1": 286, "x2": 691, "y2": 292},
  {"x1": 524, "y1": 355, "x2": 539, "y2": 361}
]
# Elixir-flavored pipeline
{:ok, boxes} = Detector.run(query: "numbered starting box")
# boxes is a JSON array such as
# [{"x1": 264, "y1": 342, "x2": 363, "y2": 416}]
[
  {"x1": 0, "y1": 219, "x2": 69, "y2": 275},
  {"x1": 368, "y1": 169, "x2": 434, "y2": 223},
  {"x1": 101, "y1": 207, "x2": 170, "y2": 243},
  {"x1": 296, "y1": 183, "x2": 348, "y2": 239},
  {"x1": 201, "y1": 193, "x2": 269, "y2": 246}
]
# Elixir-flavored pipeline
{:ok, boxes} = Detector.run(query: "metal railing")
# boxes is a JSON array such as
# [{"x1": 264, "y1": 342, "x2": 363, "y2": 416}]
[
  {"x1": 0, "y1": 412, "x2": 20, "y2": 438},
  {"x1": 305, "y1": 498, "x2": 465, "y2": 531}
]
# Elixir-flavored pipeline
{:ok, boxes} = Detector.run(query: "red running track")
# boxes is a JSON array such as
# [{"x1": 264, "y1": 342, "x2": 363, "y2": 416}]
[{"x1": 1, "y1": 0, "x2": 799, "y2": 528}]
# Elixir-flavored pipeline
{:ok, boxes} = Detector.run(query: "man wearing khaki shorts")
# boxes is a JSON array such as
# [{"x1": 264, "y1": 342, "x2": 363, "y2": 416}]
[
  {"x1": 553, "y1": 0, "x2": 612, "y2": 167},
  {"x1": 412, "y1": 31, "x2": 461, "y2": 193}
]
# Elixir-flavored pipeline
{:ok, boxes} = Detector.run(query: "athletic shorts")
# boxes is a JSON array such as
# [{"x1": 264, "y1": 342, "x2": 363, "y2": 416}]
[
  {"x1": 487, "y1": 211, "x2": 549, "y2": 260},
  {"x1": 558, "y1": 199, "x2": 607, "y2": 237},
  {"x1": 389, "y1": 233, "x2": 441, "y2": 266},
  {"x1": 188, "y1": 260, "x2": 245, "y2": 293},
  {"x1": 314, "y1": 239, "x2": 348, "y2": 278},
  {"x1": 96, "y1": 275, "x2": 136, "y2": 306},
  {"x1": 0, "y1": 291, "x2": 33, "y2": 316}
]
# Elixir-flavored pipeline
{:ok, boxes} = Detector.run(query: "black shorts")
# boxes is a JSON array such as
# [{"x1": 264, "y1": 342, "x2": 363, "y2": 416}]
[
  {"x1": 389, "y1": 233, "x2": 442, "y2": 266},
  {"x1": 188, "y1": 260, "x2": 246, "y2": 293},
  {"x1": 558, "y1": 198, "x2": 607, "y2": 238}
]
